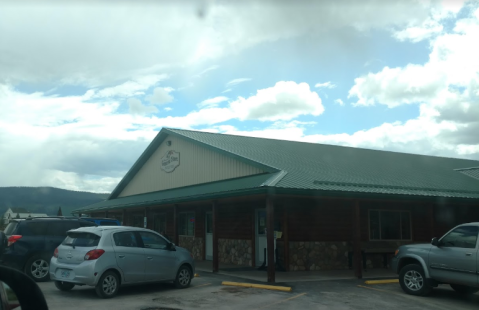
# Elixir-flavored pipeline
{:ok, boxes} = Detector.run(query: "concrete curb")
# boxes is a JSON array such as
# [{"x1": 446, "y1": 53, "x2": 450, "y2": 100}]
[
  {"x1": 222, "y1": 281, "x2": 292, "y2": 292},
  {"x1": 364, "y1": 279, "x2": 399, "y2": 285}
]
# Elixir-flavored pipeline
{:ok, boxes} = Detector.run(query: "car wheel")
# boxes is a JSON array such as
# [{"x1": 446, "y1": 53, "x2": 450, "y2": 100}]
[
  {"x1": 174, "y1": 265, "x2": 192, "y2": 289},
  {"x1": 54, "y1": 281, "x2": 75, "y2": 291},
  {"x1": 450, "y1": 284, "x2": 479, "y2": 295},
  {"x1": 399, "y1": 264, "x2": 432, "y2": 296},
  {"x1": 95, "y1": 271, "x2": 119, "y2": 299},
  {"x1": 25, "y1": 255, "x2": 50, "y2": 282}
]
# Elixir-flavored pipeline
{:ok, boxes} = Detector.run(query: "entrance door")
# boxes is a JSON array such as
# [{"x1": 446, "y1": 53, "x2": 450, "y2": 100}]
[
  {"x1": 205, "y1": 212, "x2": 213, "y2": 260},
  {"x1": 255, "y1": 209, "x2": 267, "y2": 266}
]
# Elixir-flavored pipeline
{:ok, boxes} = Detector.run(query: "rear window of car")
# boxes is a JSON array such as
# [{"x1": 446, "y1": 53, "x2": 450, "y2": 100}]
[
  {"x1": 63, "y1": 232, "x2": 100, "y2": 247},
  {"x1": 18, "y1": 222, "x2": 49, "y2": 236},
  {"x1": 3, "y1": 222, "x2": 19, "y2": 235}
]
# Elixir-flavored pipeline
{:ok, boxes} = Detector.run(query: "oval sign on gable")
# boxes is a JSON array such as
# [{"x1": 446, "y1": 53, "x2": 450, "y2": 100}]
[{"x1": 161, "y1": 150, "x2": 180, "y2": 173}]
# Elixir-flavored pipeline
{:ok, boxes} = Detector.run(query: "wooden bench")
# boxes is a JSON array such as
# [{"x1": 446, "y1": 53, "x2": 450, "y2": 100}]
[{"x1": 348, "y1": 247, "x2": 396, "y2": 270}]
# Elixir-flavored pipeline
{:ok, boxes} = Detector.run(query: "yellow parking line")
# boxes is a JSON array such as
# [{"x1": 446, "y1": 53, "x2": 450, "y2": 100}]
[
  {"x1": 192, "y1": 283, "x2": 211, "y2": 288},
  {"x1": 256, "y1": 293, "x2": 307, "y2": 309},
  {"x1": 222, "y1": 281, "x2": 292, "y2": 292},
  {"x1": 364, "y1": 279, "x2": 399, "y2": 285}
]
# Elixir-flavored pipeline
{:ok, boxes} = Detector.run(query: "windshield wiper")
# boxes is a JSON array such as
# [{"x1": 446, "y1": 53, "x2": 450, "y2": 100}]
[{"x1": 63, "y1": 243, "x2": 76, "y2": 249}]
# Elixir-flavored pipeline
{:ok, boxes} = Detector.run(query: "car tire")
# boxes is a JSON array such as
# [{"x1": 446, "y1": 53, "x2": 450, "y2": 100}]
[
  {"x1": 54, "y1": 281, "x2": 75, "y2": 291},
  {"x1": 95, "y1": 271, "x2": 120, "y2": 299},
  {"x1": 450, "y1": 284, "x2": 479, "y2": 295},
  {"x1": 174, "y1": 265, "x2": 192, "y2": 289},
  {"x1": 24, "y1": 255, "x2": 50, "y2": 282},
  {"x1": 399, "y1": 264, "x2": 432, "y2": 296}
]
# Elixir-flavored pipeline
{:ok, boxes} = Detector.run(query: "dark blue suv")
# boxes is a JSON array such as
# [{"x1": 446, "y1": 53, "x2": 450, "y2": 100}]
[
  {"x1": 80, "y1": 217, "x2": 120, "y2": 226},
  {"x1": 0, "y1": 217, "x2": 97, "y2": 282}
]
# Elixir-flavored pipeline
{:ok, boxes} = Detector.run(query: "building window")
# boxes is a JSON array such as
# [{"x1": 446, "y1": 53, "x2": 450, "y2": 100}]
[
  {"x1": 179, "y1": 212, "x2": 195, "y2": 236},
  {"x1": 154, "y1": 214, "x2": 167, "y2": 234},
  {"x1": 369, "y1": 210, "x2": 411, "y2": 241}
]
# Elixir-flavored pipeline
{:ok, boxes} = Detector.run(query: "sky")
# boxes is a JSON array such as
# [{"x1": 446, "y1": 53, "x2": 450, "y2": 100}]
[{"x1": 0, "y1": 0, "x2": 478, "y2": 193}]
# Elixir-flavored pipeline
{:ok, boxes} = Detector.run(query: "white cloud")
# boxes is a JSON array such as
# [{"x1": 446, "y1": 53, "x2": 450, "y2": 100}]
[
  {"x1": 230, "y1": 81, "x2": 324, "y2": 121},
  {"x1": 128, "y1": 98, "x2": 158, "y2": 115},
  {"x1": 334, "y1": 99, "x2": 345, "y2": 106},
  {"x1": 197, "y1": 96, "x2": 229, "y2": 108},
  {"x1": 194, "y1": 65, "x2": 219, "y2": 78},
  {"x1": 0, "y1": 1, "x2": 439, "y2": 86},
  {"x1": 85, "y1": 75, "x2": 168, "y2": 99},
  {"x1": 315, "y1": 81, "x2": 336, "y2": 89},
  {"x1": 222, "y1": 89, "x2": 232, "y2": 93},
  {"x1": 164, "y1": 107, "x2": 173, "y2": 111},
  {"x1": 226, "y1": 78, "x2": 252, "y2": 87},
  {"x1": 146, "y1": 87, "x2": 174, "y2": 105}
]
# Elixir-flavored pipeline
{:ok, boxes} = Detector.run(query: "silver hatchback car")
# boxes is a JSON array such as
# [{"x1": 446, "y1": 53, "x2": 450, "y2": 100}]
[{"x1": 49, "y1": 226, "x2": 195, "y2": 298}]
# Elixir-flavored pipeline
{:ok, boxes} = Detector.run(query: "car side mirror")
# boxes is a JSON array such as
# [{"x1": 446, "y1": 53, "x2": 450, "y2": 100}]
[
  {"x1": 0, "y1": 266, "x2": 48, "y2": 310},
  {"x1": 431, "y1": 237, "x2": 439, "y2": 246},
  {"x1": 167, "y1": 242, "x2": 176, "y2": 251}
]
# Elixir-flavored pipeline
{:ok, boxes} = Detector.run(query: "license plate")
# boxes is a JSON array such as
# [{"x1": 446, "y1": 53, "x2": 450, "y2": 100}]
[{"x1": 60, "y1": 270, "x2": 70, "y2": 278}]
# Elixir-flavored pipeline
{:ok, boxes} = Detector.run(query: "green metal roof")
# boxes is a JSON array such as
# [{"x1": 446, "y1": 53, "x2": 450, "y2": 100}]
[{"x1": 75, "y1": 128, "x2": 479, "y2": 213}]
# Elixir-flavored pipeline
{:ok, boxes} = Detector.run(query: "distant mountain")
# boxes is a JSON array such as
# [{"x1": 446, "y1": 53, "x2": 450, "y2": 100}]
[{"x1": 0, "y1": 187, "x2": 109, "y2": 217}]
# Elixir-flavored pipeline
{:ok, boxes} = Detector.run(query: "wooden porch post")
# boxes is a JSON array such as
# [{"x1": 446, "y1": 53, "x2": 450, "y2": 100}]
[
  {"x1": 251, "y1": 208, "x2": 256, "y2": 268},
  {"x1": 353, "y1": 200, "x2": 362, "y2": 279},
  {"x1": 429, "y1": 203, "x2": 435, "y2": 239},
  {"x1": 266, "y1": 196, "x2": 275, "y2": 283},
  {"x1": 173, "y1": 204, "x2": 179, "y2": 245},
  {"x1": 283, "y1": 206, "x2": 290, "y2": 271},
  {"x1": 212, "y1": 201, "x2": 219, "y2": 273}
]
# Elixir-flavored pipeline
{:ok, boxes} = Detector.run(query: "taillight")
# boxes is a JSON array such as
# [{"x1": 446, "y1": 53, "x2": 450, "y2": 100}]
[
  {"x1": 7, "y1": 235, "x2": 22, "y2": 246},
  {"x1": 54, "y1": 248, "x2": 59, "y2": 258},
  {"x1": 84, "y1": 249, "x2": 105, "y2": 260}
]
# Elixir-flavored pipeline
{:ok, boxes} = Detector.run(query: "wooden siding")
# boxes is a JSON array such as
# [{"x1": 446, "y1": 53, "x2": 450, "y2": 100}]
[
  {"x1": 218, "y1": 203, "x2": 257, "y2": 240},
  {"x1": 118, "y1": 134, "x2": 264, "y2": 197}
]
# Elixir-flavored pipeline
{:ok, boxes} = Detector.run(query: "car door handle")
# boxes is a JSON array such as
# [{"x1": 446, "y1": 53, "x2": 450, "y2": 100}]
[
  {"x1": 465, "y1": 253, "x2": 472, "y2": 256},
  {"x1": 118, "y1": 255, "x2": 125, "y2": 258}
]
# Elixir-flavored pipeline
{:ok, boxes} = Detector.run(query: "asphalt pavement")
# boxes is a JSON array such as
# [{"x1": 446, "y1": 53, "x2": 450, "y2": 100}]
[{"x1": 37, "y1": 272, "x2": 479, "y2": 310}]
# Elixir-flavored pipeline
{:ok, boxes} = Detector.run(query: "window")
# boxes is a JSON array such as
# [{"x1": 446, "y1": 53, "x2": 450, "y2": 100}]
[
  {"x1": 440, "y1": 226, "x2": 478, "y2": 249},
  {"x1": 130, "y1": 215, "x2": 144, "y2": 228},
  {"x1": 153, "y1": 214, "x2": 167, "y2": 233},
  {"x1": 63, "y1": 232, "x2": 100, "y2": 247},
  {"x1": 179, "y1": 212, "x2": 195, "y2": 236},
  {"x1": 369, "y1": 210, "x2": 411, "y2": 241},
  {"x1": 113, "y1": 232, "x2": 139, "y2": 247},
  {"x1": 3, "y1": 222, "x2": 18, "y2": 235},
  {"x1": 139, "y1": 231, "x2": 169, "y2": 249},
  {"x1": 20, "y1": 222, "x2": 48, "y2": 236}
]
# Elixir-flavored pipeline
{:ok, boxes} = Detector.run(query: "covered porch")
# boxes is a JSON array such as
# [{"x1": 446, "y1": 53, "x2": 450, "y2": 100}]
[{"x1": 82, "y1": 192, "x2": 478, "y2": 283}]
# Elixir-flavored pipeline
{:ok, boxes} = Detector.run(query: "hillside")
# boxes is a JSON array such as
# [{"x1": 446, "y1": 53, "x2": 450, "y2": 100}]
[{"x1": 0, "y1": 187, "x2": 109, "y2": 217}]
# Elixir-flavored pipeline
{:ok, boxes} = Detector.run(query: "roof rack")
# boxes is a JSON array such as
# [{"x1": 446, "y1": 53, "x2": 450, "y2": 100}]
[{"x1": 25, "y1": 216, "x2": 79, "y2": 220}]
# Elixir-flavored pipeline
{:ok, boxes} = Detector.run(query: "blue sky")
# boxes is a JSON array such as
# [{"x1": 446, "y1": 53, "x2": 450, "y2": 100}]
[{"x1": 0, "y1": 0, "x2": 478, "y2": 192}]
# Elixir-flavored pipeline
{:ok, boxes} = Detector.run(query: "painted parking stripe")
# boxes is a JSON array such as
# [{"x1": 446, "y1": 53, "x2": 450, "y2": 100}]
[
  {"x1": 256, "y1": 293, "x2": 307, "y2": 309},
  {"x1": 192, "y1": 283, "x2": 211, "y2": 288},
  {"x1": 364, "y1": 279, "x2": 399, "y2": 285}
]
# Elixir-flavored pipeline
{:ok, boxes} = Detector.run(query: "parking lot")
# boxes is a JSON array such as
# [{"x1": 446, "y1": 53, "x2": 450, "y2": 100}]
[{"x1": 35, "y1": 271, "x2": 479, "y2": 310}]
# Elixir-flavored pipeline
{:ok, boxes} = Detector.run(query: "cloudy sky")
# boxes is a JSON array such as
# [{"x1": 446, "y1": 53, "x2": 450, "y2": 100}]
[{"x1": 1, "y1": 0, "x2": 478, "y2": 193}]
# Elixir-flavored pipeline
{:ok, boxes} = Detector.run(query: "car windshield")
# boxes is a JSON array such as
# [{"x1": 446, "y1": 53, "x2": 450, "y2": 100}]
[
  {"x1": 62, "y1": 232, "x2": 100, "y2": 247},
  {"x1": 1, "y1": 0, "x2": 479, "y2": 308}
]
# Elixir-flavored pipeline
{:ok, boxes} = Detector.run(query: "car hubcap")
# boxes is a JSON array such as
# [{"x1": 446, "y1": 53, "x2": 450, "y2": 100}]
[
  {"x1": 31, "y1": 259, "x2": 49, "y2": 279},
  {"x1": 102, "y1": 275, "x2": 117, "y2": 295},
  {"x1": 179, "y1": 269, "x2": 190, "y2": 286},
  {"x1": 404, "y1": 270, "x2": 424, "y2": 291}
]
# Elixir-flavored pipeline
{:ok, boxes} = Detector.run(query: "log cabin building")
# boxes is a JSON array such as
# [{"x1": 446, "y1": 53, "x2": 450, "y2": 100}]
[{"x1": 74, "y1": 128, "x2": 479, "y2": 282}]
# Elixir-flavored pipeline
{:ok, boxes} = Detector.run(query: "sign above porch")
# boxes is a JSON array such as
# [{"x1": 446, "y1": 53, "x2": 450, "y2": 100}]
[{"x1": 161, "y1": 150, "x2": 180, "y2": 173}]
